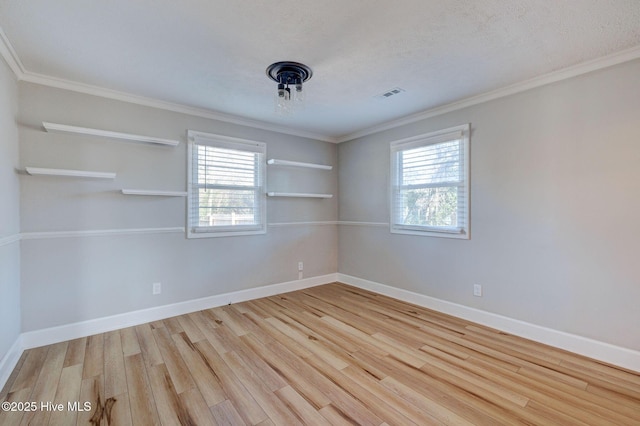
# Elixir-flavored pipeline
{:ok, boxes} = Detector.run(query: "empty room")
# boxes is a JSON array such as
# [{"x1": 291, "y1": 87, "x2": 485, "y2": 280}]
[{"x1": 1, "y1": 1, "x2": 640, "y2": 424}]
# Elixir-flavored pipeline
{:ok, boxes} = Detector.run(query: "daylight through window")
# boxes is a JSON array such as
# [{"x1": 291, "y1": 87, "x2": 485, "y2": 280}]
[
  {"x1": 187, "y1": 131, "x2": 266, "y2": 238},
  {"x1": 390, "y1": 124, "x2": 470, "y2": 238}
]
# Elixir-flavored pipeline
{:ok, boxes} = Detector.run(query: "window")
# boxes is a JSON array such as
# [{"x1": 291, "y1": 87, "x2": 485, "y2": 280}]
[
  {"x1": 390, "y1": 124, "x2": 470, "y2": 238},
  {"x1": 187, "y1": 131, "x2": 266, "y2": 238}
]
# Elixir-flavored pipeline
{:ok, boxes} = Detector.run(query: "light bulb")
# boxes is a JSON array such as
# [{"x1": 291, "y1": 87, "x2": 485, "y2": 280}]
[
  {"x1": 294, "y1": 85, "x2": 305, "y2": 103},
  {"x1": 275, "y1": 87, "x2": 292, "y2": 115}
]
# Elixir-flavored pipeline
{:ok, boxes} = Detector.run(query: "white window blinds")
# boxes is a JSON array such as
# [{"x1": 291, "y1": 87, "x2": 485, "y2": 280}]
[
  {"x1": 390, "y1": 124, "x2": 470, "y2": 238},
  {"x1": 187, "y1": 131, "x2": 266, "y2": 238}
]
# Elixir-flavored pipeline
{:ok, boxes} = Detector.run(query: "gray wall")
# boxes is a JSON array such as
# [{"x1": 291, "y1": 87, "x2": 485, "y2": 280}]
[
  {"x1": 338, "y1": 59, "x2": 640, "y2": 351},
  {"x1": 0, "y1": 58, "x2": 21, "y2": 361},
  {"x1": 19, "y1": 83, "x2": 337, "y2": 331}
]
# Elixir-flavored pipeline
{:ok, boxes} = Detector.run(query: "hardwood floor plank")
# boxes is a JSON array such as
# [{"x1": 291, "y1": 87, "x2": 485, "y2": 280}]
[
  {"x1": 152, "y1": 326, "x2": 196, "y2": 394},
  {"x1": 240, "y1": 333, "x2": 333, "y2": 410},
  {"x1": 177, "y1": 314, "x2": 206, "y2": 343},
  {"x1": 216, "y1": 306, "x2": 250, "y2": 336},
  {"x1": 124, "y1": 353, "x2": 160, "y2": 426},
  {"x1": 106, "y1": 391, "x2": 133, "y2": 426},
  {"x1": 263, "y1": 341, "x2": 383, "y2": 426},
  {"x1": 304, "y1": 354, "x2": 421, "y2": 426},
  {"x1": 561, "y1": 359, "x2": 640, "y2": 395},
  {"x1": 230, "y1": 305, "x2": 277, "y2": 343},
  {"x1": 189, "y1": 310, "x2": 235, "y2": 354},
  {"x1": 3, "y1": 283, "x2": 639, "y2": 425},
  {"x1": 82, "y1": 334, "x2": 104, "y2": 379},
  {"x1": 210, "y1": 399, "x2": 246, "y2": 425},
  {"x1": 135, "y1": 323, "x2": 163, "y2": 368},
  {"x1": 282, "y1": 309, "x2": 361, "y2": 353},
  {"x1": 147, "y1": 363, "x2": 196, "y2": 426},
  {"x1": 228, "y1": 345, "x2": 288, "y2": 393},
  {"x1": 381, "y1": 376, "x2": 473, "y2": 425},
  {"x1": 77, "y1": 374, "x2": 104, "y2": 425},
  {"x1": 0, "y1": 388, "x2": 31, "y2": 426},
  {"x1": 62, "y1": 337, "x2": 87, "y2": 368},
  {"x1": 163, "y1": 316, "x2": 184, "y2": 335},
  {"x1": 341, "y1": 363, "x2": 472, "y2": 426},
  {"x1": 318, "y1": 403, "x2": 365, "y2": 425},
  {"x1": 562, "y1": 356, "x2": 640, "y2": 385},
  {"x1": 275, "y1": 385, "x2": 331, "y2": 426},
  {"x1": 352, "y1": 349, "x2": 530, "y2": 425},
  {"x1": 20, "y1": 341, "x2": 68, "y2": 426},
  {"x1": 207, "y1": 320, "x2": 248, "y2": 355},
  {"x1": 524, "y1": 399, "x2": 596, "y2": 426},
  {"x1": 371, "y1": 333, "x2": 531, "y2": 408},
  {"x1": 8, "y1": 346, "x2": 48, "y2": 393},
  {"x1": 178, "y1": 386, "x2": 218, "y2": 425},
  {"x1": 221, "y1": 350, "x2": 302, "y2": 425},
  {"x1": 171, "y1": 331, "x2": 227, "y2": 407},
  {"x1": 48, "y1": 363, "x2": 83, "y2": 426},
  {"x1": 0, "y1": 351, "x2": 26, "y2": 400},
  {"x1": 264, "y1": 316, "x2": 349, "y2": 370},
  {"x1": 194, "y1": 339, "x2": 268, "y2": 425},
  {"x1": 120, "y1": 326, "x2": 141, "y2": 357},
  {"x1": 104, "y1": 330, "x2": 127, "y2": 399}
]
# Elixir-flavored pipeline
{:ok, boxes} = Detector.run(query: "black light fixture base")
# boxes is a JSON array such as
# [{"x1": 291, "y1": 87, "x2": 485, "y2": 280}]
[{"x1": 266, "y1": 62, "x2": 313, "y2": 84}]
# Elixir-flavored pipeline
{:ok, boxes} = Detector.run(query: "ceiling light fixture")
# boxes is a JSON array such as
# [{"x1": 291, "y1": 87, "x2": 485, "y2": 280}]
[{"x1": 266, "y1": 61, "x2": 312, "y2": 116}]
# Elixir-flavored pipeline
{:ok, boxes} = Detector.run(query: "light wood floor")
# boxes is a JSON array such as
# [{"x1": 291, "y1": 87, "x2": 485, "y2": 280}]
[{"x1": 2, "y1": 283, "x2": 639, "y2": 425}]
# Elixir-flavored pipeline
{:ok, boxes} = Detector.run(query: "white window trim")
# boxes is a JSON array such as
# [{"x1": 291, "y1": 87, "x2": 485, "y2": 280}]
[
  {"x1": 390, "y1": 124, "x2": 470, "y2": 239},
  {"x1": 187, "y1": 130, "x2": 266, "y2": 239}
]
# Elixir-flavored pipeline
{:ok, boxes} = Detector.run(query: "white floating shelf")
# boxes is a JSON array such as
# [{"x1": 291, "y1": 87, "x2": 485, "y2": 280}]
[
  {"x1": 121, "y1": 189, "x2": 188, "y2": 197},
  {"x1": 25, "y1": 167, "x2": 116, "y2": 179},
  {"x1": 43, "y1": 122, "x2": 180, "y2": 147},
  {"x1": 267, "y1": 192, "x2": 333, "y2": 198},
  {"x1": 267, "y1": 159, "x2": 332, "y2": 170}
]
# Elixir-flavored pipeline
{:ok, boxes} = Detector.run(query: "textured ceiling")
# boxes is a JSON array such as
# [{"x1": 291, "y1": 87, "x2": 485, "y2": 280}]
[{"x1": 1, "y1": 0, "x2": 639, "y2": 141}]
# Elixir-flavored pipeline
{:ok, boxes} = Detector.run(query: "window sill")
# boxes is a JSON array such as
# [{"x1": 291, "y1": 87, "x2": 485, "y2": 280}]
[
  {"x1": 390, "y1": 226, "x2": 469, "y2": 239},
  {"x1": 187, "y1": 227, "x2": 266, "y2": 239}
]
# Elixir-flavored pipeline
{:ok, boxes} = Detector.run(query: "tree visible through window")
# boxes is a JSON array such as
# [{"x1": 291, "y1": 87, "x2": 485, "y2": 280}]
[
  {"x1": 187, "y1": 131, "x2": 266, "y2": 238},
  {"x1": 390, "y1": 124, "x2": 470, "y2": 238}
]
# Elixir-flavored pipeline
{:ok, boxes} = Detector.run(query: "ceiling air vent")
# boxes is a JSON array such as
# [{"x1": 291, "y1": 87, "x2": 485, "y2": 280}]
[{"x1": 375, "y1": 87, "x2": 406, "y2": 100}]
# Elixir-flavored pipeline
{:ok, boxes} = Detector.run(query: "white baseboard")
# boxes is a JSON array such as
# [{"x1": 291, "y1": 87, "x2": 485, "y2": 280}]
[
  {"x1": 0, "y1": 336, "x2": 23, "y2": 392},
  {"x1": 20, "y1": 273, "x2": 338, "y2": 351},
  {"x1": 338, "y1": 273, "x2": 640, "y2": 373}
]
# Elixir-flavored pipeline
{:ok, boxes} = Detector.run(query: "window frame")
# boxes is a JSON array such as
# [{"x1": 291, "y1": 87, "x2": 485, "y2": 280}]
[
  {"x1": 389, "y1": 124, "x2": 470, "y2": 239},
  {"x1": 187, "y1": 130, "x2": 266, "y2": 239}
]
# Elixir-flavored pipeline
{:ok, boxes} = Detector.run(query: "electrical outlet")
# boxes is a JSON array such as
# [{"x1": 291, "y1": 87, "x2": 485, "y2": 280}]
[
  {"x1": 153, "y1": 282, "x2": 161, "y2": 295},
  {"x1": 298, "y1": 271, "x2": 303, "y2": 280},
  {"x1": 473, "y1": 284, "x2": 482, "y2": 297},
  {"x1": 298, "y1": 261, "x2": 304, "y2": 271}
]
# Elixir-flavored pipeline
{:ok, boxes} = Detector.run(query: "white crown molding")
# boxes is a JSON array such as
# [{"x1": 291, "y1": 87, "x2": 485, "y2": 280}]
[
  {"x1": 338, "y1": 273, "x2": 640, "y2": 373},
  {"x1": 0, "y1": 26, "x2": 25, "y2": 77},
  {"x1": 19, "y1": 273, "x2": 338, "y2": 351},
  {"x1": 336, "y1": 45, "x2": 640, "y2": 143},
  {"x1": 0, "y1": 233, "x2": 21, "y2": 247}
]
